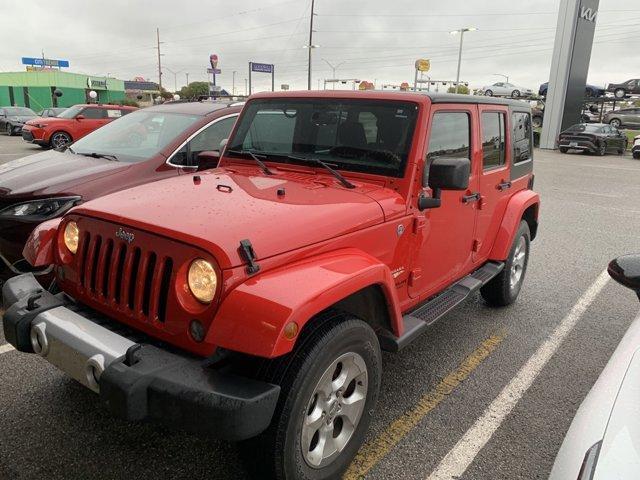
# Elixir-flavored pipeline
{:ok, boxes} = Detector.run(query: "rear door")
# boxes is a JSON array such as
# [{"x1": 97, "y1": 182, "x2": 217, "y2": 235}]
[
  {"x1": 77, "y1": 107, "x2": 106, "y2": 137},
  {"x1": 474, "y1": 105, "x2": 511, "y2": 263}
]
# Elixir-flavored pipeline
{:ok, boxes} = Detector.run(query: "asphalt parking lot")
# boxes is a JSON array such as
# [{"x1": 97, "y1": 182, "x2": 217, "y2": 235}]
[{"x1": 0, "y1": 133, "x2": 639, "y2": 479}]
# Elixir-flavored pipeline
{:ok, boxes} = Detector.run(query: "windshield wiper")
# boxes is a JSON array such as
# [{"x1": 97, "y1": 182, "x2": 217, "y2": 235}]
[
  {"x1": 77, "y1": 152, "x2": 118, "y2": 162},
  {"x1": 286, "y1": 154, "x2": 355, "y2": 189},
  {"x1": 226, "y1": 149, "x2": 274, "y2": 175}
]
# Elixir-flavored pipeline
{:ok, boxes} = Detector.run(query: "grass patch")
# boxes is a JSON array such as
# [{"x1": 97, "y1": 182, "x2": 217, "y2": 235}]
[{"x1": 623, "y1": 129, "x2": 639, "y2": 150}]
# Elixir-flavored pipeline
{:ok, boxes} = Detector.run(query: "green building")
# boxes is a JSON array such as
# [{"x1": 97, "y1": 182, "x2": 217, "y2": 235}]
[{"x1": 0, "y1": 71, "x2": 126, "y2": 111}]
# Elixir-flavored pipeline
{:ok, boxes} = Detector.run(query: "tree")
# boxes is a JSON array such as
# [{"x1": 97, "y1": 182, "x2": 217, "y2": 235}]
[
  {"x1": 447, "y1": 85, "x2": 470, "y2": 95},
  {"x1": 178, "y1": 82, "x2": 210, "y2": 100}
]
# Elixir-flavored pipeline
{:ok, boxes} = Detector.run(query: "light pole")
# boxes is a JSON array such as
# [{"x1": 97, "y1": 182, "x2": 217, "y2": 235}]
[
  {"x1": 450, "y1": 27, "x2": 476, "y2": 93},
  {"x1": 232, "y1": 71, "x2": 237, "y2": 95},
  {"x1": 322, "y1": 59, "x2": 345, "y2": 90},
  {"x1": 304, "y1": 0, "x2": 318, "y2": 90},
  {"x1": 494, "y1": 73, "x2": 509, "y2": 83},
  {"x1": 185, "y1": 72, "x2": 189, "y2": 86},
  {"x1": 165, "y1": 67, "x2": 186, "y2": 92}
]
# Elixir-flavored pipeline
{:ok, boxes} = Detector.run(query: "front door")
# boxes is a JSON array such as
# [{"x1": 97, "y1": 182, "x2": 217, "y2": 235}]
[
  {"x1": 408, "y1": 106, "x2": 479, "y2": 300},
  {"x1": 474, "y1": 106, "x2": 512, "y2": 263}
]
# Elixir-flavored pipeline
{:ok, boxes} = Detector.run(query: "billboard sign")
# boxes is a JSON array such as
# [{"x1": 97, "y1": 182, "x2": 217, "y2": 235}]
[
  {"x1": 415, "y1": 59, "x2": 431, "y2": 72},
  {"x1": 251, "y1": 62, "x2": 274, "y2": 74},
  {"x1": 209, "y1": 54, "x2": 219, "y2": 69},
  {"x1": 22, "y1": 57, "x2": 70, "y2": 68},
  {"x1": 207, "y1": 68, "x2": 222, "y2": 74},
  {"x1": 87, "y1": 77, "x2": 108, "y2": 90}
]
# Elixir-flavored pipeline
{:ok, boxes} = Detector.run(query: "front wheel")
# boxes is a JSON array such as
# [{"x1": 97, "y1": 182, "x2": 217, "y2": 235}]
[
  {"x1": 481, "y1": 220, "x2": 531, "y2": 306},
  {"x1": 50, "y1": 131, "x2": 72, "y2": 149},
  {"x1": 597, "y1": 141, "x2": 607, "y2": 156},
  {"x1": 633, "y1": 152, "x2": 640, "y2": 160},
  {"x1": 6, "y1": 124, "x2": 13, "y2": 136},
  {"x1": 243, "y1": 314, "x2": 382, "y2": 480},
  {"x1": 559, "y1": 147, "x2": 569, "y2": 153}
]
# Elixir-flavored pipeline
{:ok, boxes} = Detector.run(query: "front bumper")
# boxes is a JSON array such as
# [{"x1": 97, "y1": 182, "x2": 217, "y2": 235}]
[
  {"x1": 559, "y1": 140, "x2": 597, "y2": 152},
  {"x1": 2, "y1": 273, "x2": 280, "y2": 441},
  {"x1": 21, "y1": 126, "x2": 47, "y2": 145}
]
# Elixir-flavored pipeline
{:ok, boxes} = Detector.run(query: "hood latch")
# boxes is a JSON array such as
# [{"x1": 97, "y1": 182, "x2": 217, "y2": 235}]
[{"x1": 239, "y1": 239, "x2": 261, "y2": 275}]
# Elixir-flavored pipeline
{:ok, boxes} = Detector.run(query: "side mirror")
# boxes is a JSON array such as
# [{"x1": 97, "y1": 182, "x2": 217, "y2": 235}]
[
  {"x1": 196, "y1": 150, "x2": 221, "y2": 170},
  {"x1": 76, "y1": 115, "x2": 85, "y2": 121},
  {"x1": 220, "y1": 138, "x2": 228, "y2": 151},
  {"x1": 608, "y1": 255, "x2": 640, "y2": 299},
  {"x1": 419, "y1": 157, "x2": 470, "y2": 210}
]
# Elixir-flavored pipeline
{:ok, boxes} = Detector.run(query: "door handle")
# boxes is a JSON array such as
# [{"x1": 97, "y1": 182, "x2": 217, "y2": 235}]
[
  {"x1": 497, "y1": 181, "x2": 512, "y2": 191},
  {"x1": 462, "y1": 192, "x2": 481, "y2": 204}
]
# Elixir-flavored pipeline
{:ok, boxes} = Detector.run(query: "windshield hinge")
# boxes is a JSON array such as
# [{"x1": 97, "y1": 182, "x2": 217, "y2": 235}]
[{"x1": 239, "y1": 239, "x2": 261, "y2": 275}]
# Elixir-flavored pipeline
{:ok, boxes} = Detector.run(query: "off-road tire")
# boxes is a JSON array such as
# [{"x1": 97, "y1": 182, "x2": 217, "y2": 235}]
[
  {"x1": 559, "y1": 147, "x2": 569, "y2": 154},
  {"x1": 481, "y1": 220, "x2": 530, "y2": 307},
  {"x1": 242, "y1": 312, "x2": 382, "y2": 480}
]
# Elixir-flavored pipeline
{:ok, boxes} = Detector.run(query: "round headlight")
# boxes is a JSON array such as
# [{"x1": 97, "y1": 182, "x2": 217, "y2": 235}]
[
  {"x1": 63, "y1": 221, "x2": 79, "y2": 254},
  {"x1": 188, "y1": 259, "x2": 217, "y2": 304}
]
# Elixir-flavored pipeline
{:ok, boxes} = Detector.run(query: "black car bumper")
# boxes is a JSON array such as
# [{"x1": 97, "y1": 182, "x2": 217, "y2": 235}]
[
  {"x1": 559, "y1": 140, "x2": 597, "y2": 152},
  {"x1": 2, "y1": 274, "x2": 280, "y2": 441}
]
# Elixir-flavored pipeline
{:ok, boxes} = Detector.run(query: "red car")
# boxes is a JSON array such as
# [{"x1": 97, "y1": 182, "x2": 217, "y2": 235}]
[
  {"x1": 0, "y1": 101, "x2": 242, "y2": 284},
  {"x1": 4, "y1": 91, "x2": 539, "y2": 479},
  {"x1": 21, "y1": 104, "x2": 138, "y2": 149}
]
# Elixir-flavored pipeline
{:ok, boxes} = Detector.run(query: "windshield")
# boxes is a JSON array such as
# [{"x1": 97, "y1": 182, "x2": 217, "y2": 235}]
[
  {"x1": 226, "y1": 98, "x2": 419, "y2": 177},
  {"x1": 567, "y1": 124, "x2": 603, "y2": 133},
  {"x1": 57, "y1": 105, "x2": 84, "y2": 119},
  {"x1": 70, "y1": 109, "x2": 202, "y2": 163},
  {"x1": 5, "y1": 107, "x2": 36, "y2": 116}
]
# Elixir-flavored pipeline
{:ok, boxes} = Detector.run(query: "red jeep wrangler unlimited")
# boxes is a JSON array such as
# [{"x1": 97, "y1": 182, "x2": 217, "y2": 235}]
[{"x1": 3, "y1": 91, "x2": 539, "y2": 479}]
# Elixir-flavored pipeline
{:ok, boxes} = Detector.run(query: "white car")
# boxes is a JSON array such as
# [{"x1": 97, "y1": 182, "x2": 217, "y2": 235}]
[
  {"x1": 549, "y1": 254, "x2": 640, "y2": 480},
  {"x1": 633, "y1": 135, "x2": 640, "y2": 159},
  {"x1": 482, "y1": 82, "x2": 533, "y2": 99}
]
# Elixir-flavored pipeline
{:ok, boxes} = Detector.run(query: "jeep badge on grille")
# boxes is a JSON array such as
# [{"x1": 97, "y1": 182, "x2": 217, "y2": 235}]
[{"x1": 116, "y1": 227, "x2": 135, "y2": 243}]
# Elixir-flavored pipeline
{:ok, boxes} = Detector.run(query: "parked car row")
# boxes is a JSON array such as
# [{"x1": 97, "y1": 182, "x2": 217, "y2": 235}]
[{"x1": 0, "y1": 106, "x2": 38, "y2": 135}]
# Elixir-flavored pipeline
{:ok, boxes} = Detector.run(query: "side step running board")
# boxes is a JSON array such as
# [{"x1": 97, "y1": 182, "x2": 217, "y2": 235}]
[{"x1": 378, "y1": 261, "x2": 504, "y2": 352}]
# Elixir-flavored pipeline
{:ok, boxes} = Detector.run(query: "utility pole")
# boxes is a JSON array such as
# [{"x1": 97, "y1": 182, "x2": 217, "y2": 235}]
[
  {"x1": 185, "y1": 72, "x2": 189, "y2": 86},
  {"x1": 322, "y1": 59, "x2": 345, "y2": 90},
  {"x1": 244, "y1": 78, "x2": 248, "y2": 96},
  {"x1": 307, "y1": 0, "x2": 316, "y2": 90},
  {"x1": 156, "y1": 28, "x2": 163, "y2": 96},
  {"x1": 232, "y1": 71, "x2": 237, "y2": 95}
]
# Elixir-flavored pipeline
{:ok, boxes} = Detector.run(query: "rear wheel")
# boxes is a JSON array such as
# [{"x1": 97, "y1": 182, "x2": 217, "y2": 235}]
[
  {"x1": 618, "y1": 141, "x2": 627, "y2": 155},
  {"x1": 559, "y1": 147, "x2": 569, "y2": 154},
  {"x1": 609, "y1": 118, "x2": 621, "y2": 128},
  {"x1": 634, "y1": 152, "x2": 640, "y2": 160},
  {"x1": 614, "y1": 88, "x2": 626, "y2": 99},
  {"x1": 50, "y1": 131, "x2": 72, "y2": 149},
  {"x1": 243, "y1": 313, "x2": 382, "y2": 480},
  {"x1": 511, "y1": 90, "x2": 521, "y2": 98},
  {"x1": 481, "y1": 221, "x2": 530, "y2": 306},
  {"x1": 484, "y1": 89, "x2": 493, "y2": 96},
  {"x1": 5, "y1": 124, "x2": 12, "y2": 136},
  {"x1": 532, "y1": 116, "x2": 543, "y2": 128}
]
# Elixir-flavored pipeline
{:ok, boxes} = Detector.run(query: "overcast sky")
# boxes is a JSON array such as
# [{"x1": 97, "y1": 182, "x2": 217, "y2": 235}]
[{"x1": 0, "y1": 0, "x2": 638, "y2": 93}]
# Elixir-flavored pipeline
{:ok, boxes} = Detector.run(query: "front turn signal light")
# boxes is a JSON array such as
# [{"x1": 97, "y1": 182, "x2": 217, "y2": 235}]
[
  {"x1": 188, "y1": 259, "x2": 217, "y2": 304},
  {"x1": 63, "y1": 221, "x2": 79, "y2": 254}
]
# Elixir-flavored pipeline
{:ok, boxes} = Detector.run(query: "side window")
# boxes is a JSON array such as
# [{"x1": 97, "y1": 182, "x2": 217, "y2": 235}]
[
  {"x1": 172, "y1": 116, "x2": 237, "y2": 167},
  {"x1": 82, "y1": 108, "x2": 105, "y2": 119},
  {"x1": 481, "y1": 112, "x2": 506, "y2": 170},
  {"x1": 427, "y1": 112, "x2": 471, "y2": 161},
  {"x1": 512, "y1": 112, "x2": 532, "y2": 163}
]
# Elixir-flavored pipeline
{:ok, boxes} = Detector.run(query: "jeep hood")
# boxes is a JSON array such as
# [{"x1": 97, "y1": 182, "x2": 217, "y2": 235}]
[
  {"x1": 0, "y1": 150, "x2": 129, "y2": 199},
  {"x1": 73, "y1": 168, "x2": 388, "y2": 269}
]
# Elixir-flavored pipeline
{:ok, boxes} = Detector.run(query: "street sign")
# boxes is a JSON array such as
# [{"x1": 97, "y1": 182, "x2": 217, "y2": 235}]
[
  {"x1": 415, "y1": 59, "x2": 431, "y2": 72},
  {"x1": 209, "y1": 84, "x2": 222, "y2": 92},
  {"x1": 21, "y1": 57, "x2": 69, "y2": 68},
  {"x1": 251, "y1": 62, "x2": 274, "y2": 74},
  {"x1": 207, "y1": 68, "x2": 222, "y2": 74}
]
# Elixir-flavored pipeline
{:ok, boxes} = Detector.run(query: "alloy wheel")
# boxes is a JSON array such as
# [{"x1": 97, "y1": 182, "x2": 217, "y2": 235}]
[
  {"x1": 510, "y1": 236, "x2": 527, "y2": 291},
  {"x1": 301, "y1": 352, "x2": 368, "y2": 469},
  {"x1": 51, "y1": 133, "x2": 70, "y2": 149}
]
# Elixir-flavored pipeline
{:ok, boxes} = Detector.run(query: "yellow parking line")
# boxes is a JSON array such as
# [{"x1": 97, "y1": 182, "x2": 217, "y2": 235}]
[{"x1": 344, "y1": 331, "x2": 506, "y2": 480}]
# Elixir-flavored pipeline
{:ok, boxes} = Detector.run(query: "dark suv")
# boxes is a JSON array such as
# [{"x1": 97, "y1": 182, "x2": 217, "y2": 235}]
[{"x1": 607, "y1": 79, "x2": 640, "y2": 99}]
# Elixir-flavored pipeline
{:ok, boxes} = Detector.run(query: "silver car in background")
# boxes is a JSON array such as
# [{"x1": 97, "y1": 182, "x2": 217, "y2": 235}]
[
  {"x1": 549, "y1": 254, "x2": 640, "y2": 480},
  {"x1": 482, "y1": 82, "x2": 533, "y2": 98},
  {"x1": 603, "y1": 108, "x2": 640, "y2": 130}
]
